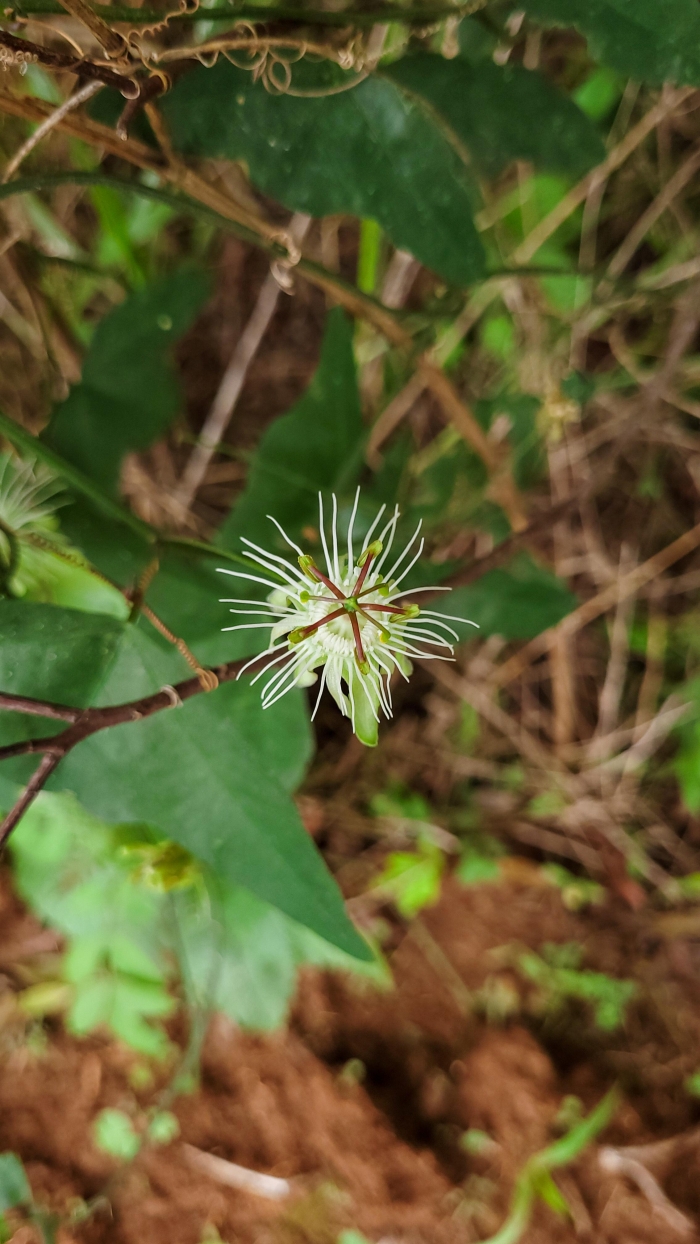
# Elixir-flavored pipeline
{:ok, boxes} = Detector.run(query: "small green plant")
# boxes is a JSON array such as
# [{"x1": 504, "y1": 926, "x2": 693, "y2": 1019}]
[
  {"x1": 540, "y1": 864, "x2": 605, "y2": 911},
  {"x1": 478, "y1": 1088, "x2": 620, "y2": 1244},
  {"x1": 94, "y1": 1109, "x2": 141, "y2": 1163},
  {"x1": 93, "y1": 1106, "x2": 180, "y2": 1162},
  {"x1": 372, "y1": 835, "x2": 445, "y2": 918},
  {"x1": 456, "y1": 839, "x2": 502, "y2": 887},
  {"x1": 514, "y1": 944, "x2": 637, "y2": 1032},
  {"x1": 0, "y1": 1152, "x2": 56, "y2": 1244}
]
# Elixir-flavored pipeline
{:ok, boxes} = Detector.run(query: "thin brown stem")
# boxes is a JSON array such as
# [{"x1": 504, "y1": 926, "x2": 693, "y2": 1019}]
[
  {"x1": 361, "y1": 601, "x2": 408, "y2": 615},
  {"x1": 0, "y1": 29, "x2": 137, "y2": 95},
  {"x1": 0, "y1": 752, "x2": 61, "y2": 849},
  {"x1": 0, "y1": 652, "x2": 280, "y2": 846},
  {"x1": 494, "y1": 519, "x2": 700, "y2": 688},
  {"x1": 0, "y1": 692, "x2": 81, "y2": 721},
  {"x1": 53, "y1": 0, "x2": 127, "y2": 58}
]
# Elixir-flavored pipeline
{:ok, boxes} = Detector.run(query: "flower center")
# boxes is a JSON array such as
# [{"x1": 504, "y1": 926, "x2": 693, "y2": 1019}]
[{"x1": 287, "y1": 545, "x2": 418, "y2": 675}]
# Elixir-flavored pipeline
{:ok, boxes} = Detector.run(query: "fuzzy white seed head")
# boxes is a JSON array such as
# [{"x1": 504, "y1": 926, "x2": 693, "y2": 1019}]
[{"x1": 217, "y1": 489, "x2": 477, "y2": 747}]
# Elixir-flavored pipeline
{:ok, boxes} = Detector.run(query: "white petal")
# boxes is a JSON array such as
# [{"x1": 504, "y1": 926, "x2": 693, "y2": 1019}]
[{"x1": 311, "y1": 664, "x2": 328, "y2": 720}]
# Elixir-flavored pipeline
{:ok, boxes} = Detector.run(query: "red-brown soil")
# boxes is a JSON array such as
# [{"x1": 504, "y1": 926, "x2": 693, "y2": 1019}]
[{"x1": 2, "y1": 867, "x2": 700, "y2": 1243}]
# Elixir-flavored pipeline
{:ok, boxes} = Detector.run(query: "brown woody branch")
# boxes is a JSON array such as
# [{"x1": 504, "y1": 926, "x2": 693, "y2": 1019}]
[
  {"x1": 0, "y1": 28, "x2": 139, "y2": 96},
  {"x1": 0, "y1": 653, "x2": 260, "y2": 844},
  {"x1": 0, "y1": 692, "x2": 81, "y2": 720},
  {"x1": 53, "y1": 0, "x2": 127, "y2": 58}
]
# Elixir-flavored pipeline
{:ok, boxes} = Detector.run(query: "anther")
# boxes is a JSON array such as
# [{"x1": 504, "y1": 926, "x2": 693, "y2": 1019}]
[
  {"x1": 356, "y1": 539, "x2": 382, "y2": 568},
  {"x1": 298, "y1": 554, "x2": 317, "y2": 580}
]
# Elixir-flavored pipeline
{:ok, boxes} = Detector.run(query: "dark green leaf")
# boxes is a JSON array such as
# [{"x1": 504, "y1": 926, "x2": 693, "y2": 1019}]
[
  {"x1": 433, "y1": 554, "x2": 577, "y2": 641},
  {"x1": 219, "y1": 308, "x2": 363, "y2": 552},
  {"x1": 0, "y1": 603, "x2": 361, "y2": 955},
  {"x1": 0, "y1": 1155, "x2": 31, "y2": 1212},
  {"x1": 42, "y1": 268, "x2": 210, "y2": 492},
  {"x1": 48, "y1": 626, "x2": 365, "y2": 957},
  {"x1": 0, "y1": 601, "x2": 124, "y2": 749},
  {"x1": 457, "y1": 16, "x2": 498, "y2": 64},
  {"x1": 56, "y1": 499, "x2": 153, "y2": 588},
  {"x1": 519, "y1": 0, "x2": 700, "y2": 86},
  {"x1": 161, "y1": 62, "x2": 485, "y2": 284},
  {"x1": 385, "y1": 55, "x2": 605, "y2": 178}
]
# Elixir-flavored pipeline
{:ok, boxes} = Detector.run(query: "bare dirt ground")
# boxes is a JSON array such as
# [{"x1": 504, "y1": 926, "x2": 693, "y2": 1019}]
[{"x1": 2, "y1": 865, "x2": 700, "y2": 1244}]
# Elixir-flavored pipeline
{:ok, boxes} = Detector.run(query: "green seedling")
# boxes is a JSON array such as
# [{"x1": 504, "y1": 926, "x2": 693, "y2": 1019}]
[{"x1": 478, "y1": 1088, "x2": 620, "y2": 1244}]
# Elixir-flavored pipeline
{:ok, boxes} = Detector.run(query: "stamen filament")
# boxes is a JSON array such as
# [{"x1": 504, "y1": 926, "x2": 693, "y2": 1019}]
[
  {"x1": 352, "y1": 550, "x2": 374, "y2": 596},
  {"x1": 360, "y1": 602, "x2": 410, "y2": 616},
  {"x1": 349, "y1": 612, "x2": 367, "y2": 669},
  {"x1": 296, "y1": 604, "x2": 346, "y2": 640},
  {"x1": 310, "y1": 565, "x2": 346, "y2": 601}
]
